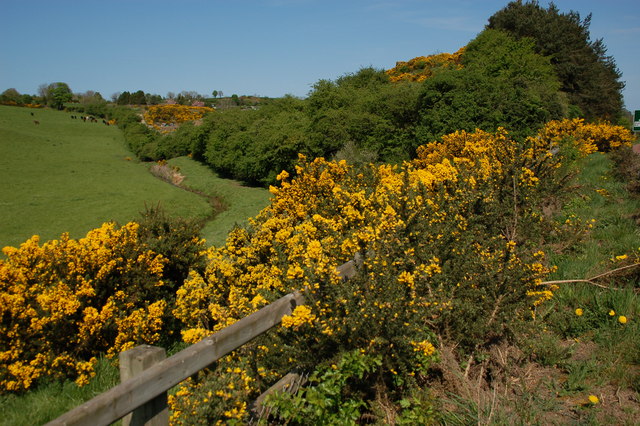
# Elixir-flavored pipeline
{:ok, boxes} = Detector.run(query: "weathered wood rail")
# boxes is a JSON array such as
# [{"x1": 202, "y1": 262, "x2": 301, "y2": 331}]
[
  {"x1": 46, "y1": 256, "x2": 360, "y2": 426},
  {"x1": 45, "y1": 292, "x2": 304, "y2": 426}
]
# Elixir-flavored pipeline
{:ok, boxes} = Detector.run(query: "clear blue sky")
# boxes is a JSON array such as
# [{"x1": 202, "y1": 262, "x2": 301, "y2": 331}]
[{"x1": 1, "y1": 0, "x2": 638, "y2": 110}]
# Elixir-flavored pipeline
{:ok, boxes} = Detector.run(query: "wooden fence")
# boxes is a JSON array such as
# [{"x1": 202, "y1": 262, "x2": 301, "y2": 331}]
[
  {"x1": 45, "y1": 292, "x2": 304, "y2": 426},
  {"x1": 46, "y1": 257, "x2": 359, "y2": 426}
]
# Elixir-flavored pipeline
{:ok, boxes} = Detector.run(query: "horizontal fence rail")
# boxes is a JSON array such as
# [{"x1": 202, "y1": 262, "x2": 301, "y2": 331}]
[{"x1": 46, "y1": 291, "x2": 305, "y2": 426}]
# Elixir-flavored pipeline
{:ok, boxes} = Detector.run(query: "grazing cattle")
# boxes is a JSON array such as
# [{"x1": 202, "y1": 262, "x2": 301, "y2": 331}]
[
  {"x1": 33, "y1": 120, "x2": 39, "y2": 125},
  {"x1": 30, "y1": 112, "x2": 34, "y2": 116}
]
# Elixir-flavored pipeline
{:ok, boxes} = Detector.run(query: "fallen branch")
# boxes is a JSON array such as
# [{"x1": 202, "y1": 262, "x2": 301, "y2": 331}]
[{"x1": 541, "y1": 262, "x2": 640, "y2": 290}]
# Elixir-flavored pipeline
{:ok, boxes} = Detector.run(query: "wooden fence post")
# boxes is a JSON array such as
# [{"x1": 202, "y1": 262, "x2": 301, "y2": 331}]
[
  {"x1": 119, "y1": 345, "x2": 169, "y2": 426},
  {"x1": 46, "y1": 292, "x2": 304, "y2": 426}
]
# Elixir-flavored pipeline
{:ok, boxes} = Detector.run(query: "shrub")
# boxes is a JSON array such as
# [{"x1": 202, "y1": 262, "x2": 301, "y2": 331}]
[
  {"x1": 0, "y1": 212, "x2": 205, "y2": 393},
  {"x1": 386, "y1": 48, "x2": 464, "y2": 83},
  {"x1": 143, "y1": 105, "x2": 213, "y2": 131},
  {"x1": 170, "y1": 126, "x2": 565, "y2": 422},
  {"x1": 0, "y1": 223, "x2": 166, "y2": 392},
  {"x1": 539, "y1": 118, "x2": 635, "y2": 154}
]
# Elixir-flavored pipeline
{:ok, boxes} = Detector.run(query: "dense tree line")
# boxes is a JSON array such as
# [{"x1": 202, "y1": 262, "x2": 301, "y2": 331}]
[
  {"x1": 135, "y1": 26, "x2": 580, "y2": 186},
  {"x1": 3, "y1": 2, "x2": 626, "y2": 188}
]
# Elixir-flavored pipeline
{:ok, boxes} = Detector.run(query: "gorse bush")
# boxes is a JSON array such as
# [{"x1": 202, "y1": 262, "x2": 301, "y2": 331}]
[
  {"x1": 0, "y1": 213, "x2": 205, "y2": 393},
  {"x1": 143, "y1": 105, "x2": 214, "y2": 132},
  {"x1": 535, "y1": 118, "x2": 635, "y2": 155},
  {"x1": 0, "y1": 223, "x2": 166, "y2": 392},
  {"x1": 386, "y1": 48, "x2": 464, "y2": 83},
  {"x1": 166, "y1": 120, "x2": 632, "y2": 423}
]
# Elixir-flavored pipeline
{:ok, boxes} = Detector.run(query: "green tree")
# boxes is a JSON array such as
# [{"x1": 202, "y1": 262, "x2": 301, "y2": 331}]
[
  {"x1": 145, "y1": 93, "x2": 163, "y2": 105},
  {"x1": 131, "y1": 90, "x2": 147, "y2": 105},
  {"x1": 307, "y1": 67, "x2": 421, "y2": 161},
  {"x1": 20, "y1": 93, "x2": 34, "y2": 105},
  {"x1": 47, "y1": 82, "x2": 73, "y2": 110},
  {"x1": 416, "y1": 29, "x2": 566, "y2": 141},
  {"x1": 204, "y1": 96, "x2": 310, "y2": 185},
  {"x1": 0, "y1": 88, "x2": 22, "y2": 105},
  {"x1": 117, "y1": 91, "x2": 131, "y2": 105},
  {"x1": 488, "y1": 0, "x2": 624, "y2": 120}
]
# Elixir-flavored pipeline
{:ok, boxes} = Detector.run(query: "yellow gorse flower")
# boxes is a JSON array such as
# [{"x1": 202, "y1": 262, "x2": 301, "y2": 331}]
[
  {"x1": 281, "y1": 305, "x2": 316, "y2": 330},
  {"x1": 0, "y1": 222, "x2": 171, "y2": 392}
]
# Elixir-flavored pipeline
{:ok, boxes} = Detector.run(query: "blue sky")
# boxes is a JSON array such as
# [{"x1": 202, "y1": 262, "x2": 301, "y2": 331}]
[{"x1": 1, "y1": 0, "x2": 639, "y2": 110}]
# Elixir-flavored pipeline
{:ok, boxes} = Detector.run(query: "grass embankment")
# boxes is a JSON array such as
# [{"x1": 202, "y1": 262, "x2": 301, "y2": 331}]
[
  {"x1": 167, "y1": 157, "x2": 270, "y2": 246},
  {"x1": 0, "y1": 357, "x2": 119, "y2": 426},
  {"x1": 0, "y1": 105, "x2": 211, "y2": 248}
]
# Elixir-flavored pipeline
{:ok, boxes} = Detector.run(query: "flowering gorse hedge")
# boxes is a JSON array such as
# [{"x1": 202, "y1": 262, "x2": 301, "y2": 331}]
[
  {"x1": 386, "y1": 48, "x2": 465, "y2": 83},
  {"x1": 0, "y1": 213, "x2": 204, "y2": 393},
  {"x1": 170, "y1": 121, "x2": 631, "y2": 422},
  {"x1": 143, "y1": 105, "x2": 214, "y2": 131},
  {"x1": 534, "y1": 118, "x2": 634, "y2": 156}
]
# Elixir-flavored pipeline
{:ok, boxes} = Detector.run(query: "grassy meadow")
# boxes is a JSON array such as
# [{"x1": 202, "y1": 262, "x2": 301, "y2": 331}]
[
  {"x1": 167, "y1": 156, "x2": 270, "y2": 246},
  {"x1": 0, "y1": 105, "x2": 210, "y2": 248},
  {"x1": 0, "y1": 105, "x2": 269, "y2": 250}
]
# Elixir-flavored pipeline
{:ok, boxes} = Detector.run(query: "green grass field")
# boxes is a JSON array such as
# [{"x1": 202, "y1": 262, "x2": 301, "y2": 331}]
[
  {"x1": 0, "y1": 105, "x2": 265, "y2": 249},
  {"x1": 167, "y1": 157, "x2": 270, "y2": 246}
]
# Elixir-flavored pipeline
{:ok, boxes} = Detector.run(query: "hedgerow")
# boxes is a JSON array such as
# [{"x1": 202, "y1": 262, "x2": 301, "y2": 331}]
[
  {"x1": 0, "y1": 116, "x2": 633, "y2": 422},
  {"x1": 169, "y1": 120, "x2": 633, "y2": 423},
  {"x1": 0, "y1": 213, "x2": 204, "y2": 393}
]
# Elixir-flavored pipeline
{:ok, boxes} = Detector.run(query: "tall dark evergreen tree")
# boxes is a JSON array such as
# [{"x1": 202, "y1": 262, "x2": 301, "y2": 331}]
[
  {"x1": 488, "y1": 1, "x2": 624, "y2": 120},
  {"x1": 131, "y1": 90, "x2": 147, "y2": 105},
  {"x1": 117, "y1": 91, "x2": 132, "y2": 105}
]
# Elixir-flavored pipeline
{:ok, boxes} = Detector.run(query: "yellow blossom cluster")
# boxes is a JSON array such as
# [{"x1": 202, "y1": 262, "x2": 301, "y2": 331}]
[
  {"x1": 281, "y1": 305, "x2": 316, "y2": 330},
  {"x1": 168, "y1": 355, "x2": 257, "y2": 424},
  {"x1": 0, "y1": 222, "x2": 169, "y2": 392},
  {"x1": 386, "y1": 47, "x2": 465, "y2": 83},
  {"x1": 533, "y1": 118, "x2": 634, "y2": 156},
  {"x1": 143, "y1": 104, "x2": 214, "y2": 131},
  {"x1": 169, "y1": 124, "x2": 578, "y2": 422}
]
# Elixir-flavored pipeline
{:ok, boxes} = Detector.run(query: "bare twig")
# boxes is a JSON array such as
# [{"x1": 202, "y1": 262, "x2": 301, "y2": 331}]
[
  {"x1": 540, "y1": 279, "x2": 619, "y2": 290},
  {"x1": 541, "y1": 262, "x2": 640, "y2": 290},
  {"x1": 588, "y1": 263, "x2": 640, "y2": 280}
]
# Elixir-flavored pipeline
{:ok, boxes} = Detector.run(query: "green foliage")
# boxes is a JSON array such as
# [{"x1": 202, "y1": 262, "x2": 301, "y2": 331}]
[
  {"x1": 263, "y1": 350, "x2": 382, "y2": 425},
  {"x1": 416, "y1": 29, "x2": 566, "y2": 141},
  {"x1": 131, "y1": 90, "x2": 147, "y2": 105},
  {"x1": 156, "y1": 121, "x2": 206, "y2": 159},
  {"x1": 204, "y1": 96, "x2": 311, "y2": 185},
  {"x1": 136, "y1": 204, "x2": 205, "y2": 292},
  {"x1": 65, "y1": 94, "x2": 109, "y2": 118},
  {"x1": 308, "y1": 67, "x2": 422, "y2": 162},
  {"x1": 0, "y1": 88, "x2": 22, "y2": 105},
  {"x1": 116, "y1": 91, "x2": 132, "y2": 105},
  {"x1": 123, "y1": 122, "x2": 159, "y2": 160},
  {"x1": 46, "y1": 82, "x2": 73, "y2": 110},
  {"x1": 488, "y1": 0, "x2": 624, "y2": 120}
]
